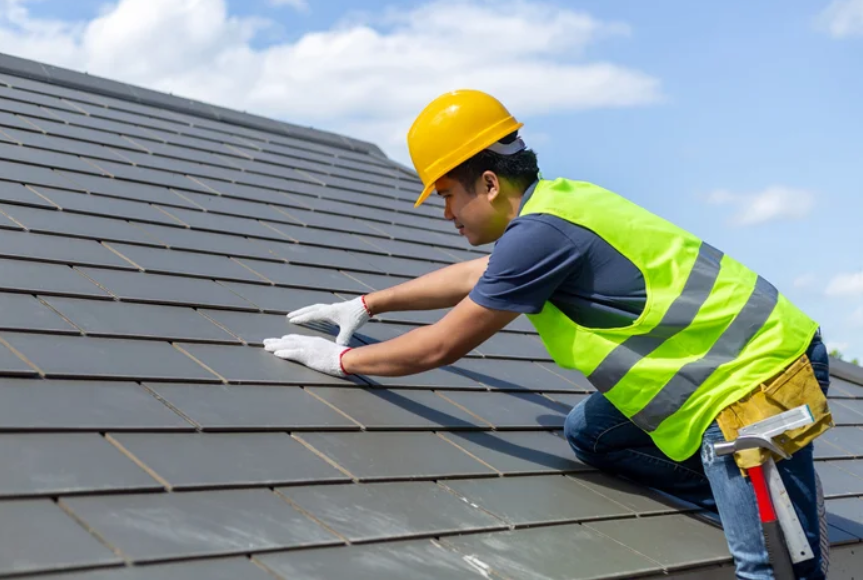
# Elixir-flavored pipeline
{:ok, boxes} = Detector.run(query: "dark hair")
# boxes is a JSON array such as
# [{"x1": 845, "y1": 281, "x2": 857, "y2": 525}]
[{"x1": 446, "y1": 131, "x2": 539, "y2": 193}]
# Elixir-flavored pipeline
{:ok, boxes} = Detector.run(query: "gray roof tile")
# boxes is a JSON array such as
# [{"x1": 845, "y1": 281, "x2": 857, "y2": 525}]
[
  {"x1": 129, "y1": 223, "x2": 277, "y2": 261},
  {"x1": 104, "y1": 242, "x2": 268, "y2": 283},
  {"x1": 77, "y1": 267, "x2": 257, "y2": 310},
  {"x1": 448, "y1": 358, "x2": 587, "y2": 392},
  {"x1": 55, "y1": 170, "x2": 197, "y2": 208},
  {"x1": 351, "y1": 233, "x2": 456, "y2": 262},
  {"x1": 0, "y1": 433, "x2": 160, "y2": 497},
  {"x1": 41, "y1": 296, "x2": 238, "y2": 343},
  {"x1": 816, "y1": 461, "x2": 863, "y2": 497},
  {"x1": 832, "y1": 376, "x2": 863, "y2": 398},
  {"x1": 262, "y1": 239, "x2": 381, "y2": 273},
  {"x1": 24, "y1": 116, "x2": 143, "y2": 151},
  {"x1": 442, "y1": 474, "x2": 635, "y2": 526},
  {"x1": 0, "y1": 338, "x2": 37, "y2": 376},
  {"x1": 831, "y1": 400, "x2": 863, "y2": 425},
  {"x1": 342, "y1": 270, "x2": 413, "y2": 291},
  {"x1": 0, "y1": 229, "x2": 136, "y2": 269},
  {"x1": 1, "y1": 332, "x2": 219, "y2": 381},
  {"x1": 0, "y1": 292, "x2": 79, "y2": 333},
  {"x1": 439, "y1": 391, "x2": 569, "y2": 429},
  {"x1": 0, "y1": 159, "x2": 82, "y2": 189},
  {"x1": 277, "y1": 481, "x2": 505, "y2": 542},
  {"x1": 32, "y1": 558, "x2": 276, "y2": 580},
  {"x1": 156, "y1": 204, "x2": 285, "y2": 239},
  {"x1": 0, "y1": 378, "x2": 192, "y2": 431},
  {"x1": 440, "y1": 523, "x2": 661, "y2": 580},
  {"x1": 826, "y1": 497, "x2": 863, "y2": 540},
  {"x1": 306, "y1": 387, "x2": 490, "y2": 429},
  {"x1": 0, "y1": 500, "x2": 120, "y2": 575},
  {"x1": 28, "y1": 185, "x2": 181, "y2": 225},
  {"x1": 438, "y1": 431, "x2": 592, "y2": 475},
  {"x1": 62, "y1": 489, "x2": 341, "y2": 561},
  {"x1": 819, "y1": 427, "x2": 863, "y2": 457},
  {"x1": 349, "y1": 364, "x2": 486, "y2": 390},
  {"x1": 235, "y1": 258, "x2": 371, "y2": 293},
  {"x1": 85, "y1": 158, "x2": 209, "y2": 193},
  {"x1": 146, "y1": 383, "x2": 358, "y2": 431},
  {"x1": 111, "y1": 432, "x2": 349, "y2": 489},
  {"x1": 349, "y1": 251, "x2": 441, "y2": 278},
  {"x1": 0, "y1": 180, "x2": 56, "y2": 208},
  {"x1": 215, "y1": 282, "x2": 340, "y2": 313},
  {"x1": 585, "y1": 514, "x2": 731, "y2": 570},
  {"x1": 273, "y1": 222, "x2": 388, "y2": 253},
  {"x1": 256, "y1": 539, "x2": 490, "y2": 580},
  {"x1": 0, "y1": 141, "x2": 102, "y2": 174},
  {"x1": 566, "y1": 471, "x2": 693, "y2": 515},
  {"x1": 0, "y1": 202, "x2": 160, "y2": 246},
  {"x1": 2, "y1": 125, "x2": 135, "y2": 160},
  {"x1": 295, "y1": 432, "x2": 495, "y2": 481}
]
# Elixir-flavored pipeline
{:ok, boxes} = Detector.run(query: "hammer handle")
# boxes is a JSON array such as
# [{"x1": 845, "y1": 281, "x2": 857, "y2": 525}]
[{"x1": 750, "y1": 465, "x2": 796, "y2": 579}]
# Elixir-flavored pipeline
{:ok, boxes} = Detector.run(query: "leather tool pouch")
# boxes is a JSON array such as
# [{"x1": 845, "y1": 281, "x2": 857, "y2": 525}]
[{"x1": 716, "y1": 354, "x2": 834, "y2": 472}]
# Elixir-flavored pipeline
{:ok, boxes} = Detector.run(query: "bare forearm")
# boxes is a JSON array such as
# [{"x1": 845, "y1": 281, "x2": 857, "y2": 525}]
[
  {"x1": 364, "y1": 255, "x2": 489, "y2": 315},
  {"x1": 341, "y1": 325, "x2": 443, "y2": 376}
]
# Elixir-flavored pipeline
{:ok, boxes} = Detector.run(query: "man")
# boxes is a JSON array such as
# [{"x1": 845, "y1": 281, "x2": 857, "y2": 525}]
[{"x1": 264, "y1": 89, "x2": 831, "y2": 579}]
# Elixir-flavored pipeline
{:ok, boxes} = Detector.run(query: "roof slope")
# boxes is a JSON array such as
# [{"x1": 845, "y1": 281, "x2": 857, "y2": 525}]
[{"x1": 0, "y1": 53, "x2": 859, "y2": 580}]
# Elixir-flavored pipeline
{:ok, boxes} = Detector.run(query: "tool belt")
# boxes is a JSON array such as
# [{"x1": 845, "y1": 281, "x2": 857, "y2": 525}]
[{"x1": 716, "y1": 354, "x2": 834, "y2": 472}]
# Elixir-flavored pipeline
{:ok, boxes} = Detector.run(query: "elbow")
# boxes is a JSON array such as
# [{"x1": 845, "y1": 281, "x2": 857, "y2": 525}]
[
  {"x1": 436, "y1": 348, "x2": 461, "y2": 368},
  {"x1": 422, "y1": 334, "x2": 458, "y2": 369}
]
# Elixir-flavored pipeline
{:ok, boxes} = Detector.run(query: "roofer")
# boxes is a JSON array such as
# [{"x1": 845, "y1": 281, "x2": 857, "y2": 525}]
[{"x1": 264, "y1": 89, "x2": 833, "y2": 579}]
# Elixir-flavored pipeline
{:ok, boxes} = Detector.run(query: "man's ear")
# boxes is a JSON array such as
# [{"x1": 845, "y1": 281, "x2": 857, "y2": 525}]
[{"x1": 481, "y1": 171, "x2": 501, "y2": 202}]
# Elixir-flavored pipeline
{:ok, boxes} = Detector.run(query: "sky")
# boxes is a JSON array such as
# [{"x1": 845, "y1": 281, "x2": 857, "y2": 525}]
[{"x1": 0, "y1": 0, "x2": 860, "y2": 360}]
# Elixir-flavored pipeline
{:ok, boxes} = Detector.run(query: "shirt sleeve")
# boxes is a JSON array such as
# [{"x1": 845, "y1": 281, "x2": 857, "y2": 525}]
[{"x1": 468, "y1": 215, "x2": 585, "y2": 314}]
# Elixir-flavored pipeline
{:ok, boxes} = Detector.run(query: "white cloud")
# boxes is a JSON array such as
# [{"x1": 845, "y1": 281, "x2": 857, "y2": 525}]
[
  {"x1": 703, "y1": 186, "x2": 815, "y2": 227},
  {"x1": 0, "y1": 0, "x2": 661, "y2": 161},
  {"x1": 269, "y1": 0, "x2": 309, "y2": 11},
  {"x1": 826, "y1": 271, "x2": 863, "y2": 296},
  {"x1": 817, "y1": 0, "x2": 863, "y2": 38}
]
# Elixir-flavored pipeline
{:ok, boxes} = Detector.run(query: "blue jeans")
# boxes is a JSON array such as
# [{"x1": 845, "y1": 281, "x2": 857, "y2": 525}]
[{"x1": 563, "y1": 335, "x2": 830, "y2": 580}]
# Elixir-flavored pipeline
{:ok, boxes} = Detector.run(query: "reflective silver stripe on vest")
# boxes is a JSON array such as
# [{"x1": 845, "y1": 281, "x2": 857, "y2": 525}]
[
  {"x1": 630, "y1": 275, "x2": 779, "y2": 432},
  {"x1": 588, "y1": 242, "x2": 724, "y2": 393}
]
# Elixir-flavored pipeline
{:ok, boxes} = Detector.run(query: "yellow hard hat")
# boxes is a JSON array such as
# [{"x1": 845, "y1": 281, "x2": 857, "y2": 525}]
[{"x1": 407, "y1": 89, "x2": 523, "y2": 207}]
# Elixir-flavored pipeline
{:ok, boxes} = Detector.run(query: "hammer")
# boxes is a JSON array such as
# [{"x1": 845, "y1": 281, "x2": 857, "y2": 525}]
[{"x1": 712, "y1": 405, "x2": 816, "y2": 580}]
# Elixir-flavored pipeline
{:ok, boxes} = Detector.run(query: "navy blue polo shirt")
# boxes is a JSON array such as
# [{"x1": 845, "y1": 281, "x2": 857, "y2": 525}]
[{"x1": 469, "y1": 181, "x2": 647, "y2": 328}]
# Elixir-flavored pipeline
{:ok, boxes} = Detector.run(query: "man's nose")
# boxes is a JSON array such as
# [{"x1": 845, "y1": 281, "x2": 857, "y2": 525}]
[{"x1": 443, "y1": 200, "x2": 454, "y2": 221}]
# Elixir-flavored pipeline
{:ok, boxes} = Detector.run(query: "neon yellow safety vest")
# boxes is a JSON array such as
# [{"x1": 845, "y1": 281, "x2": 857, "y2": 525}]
[{"x1": 521, "y1": 178, "x2": 819, "y2": 461}]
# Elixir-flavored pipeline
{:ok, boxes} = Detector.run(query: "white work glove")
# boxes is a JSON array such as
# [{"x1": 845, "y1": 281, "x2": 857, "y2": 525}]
[
  {"x1": 263, "y1": 335, "x2": 351, "y2": 377},
  {"x1": 287, "y1": 296, "x2": 372, "y2": 346}
]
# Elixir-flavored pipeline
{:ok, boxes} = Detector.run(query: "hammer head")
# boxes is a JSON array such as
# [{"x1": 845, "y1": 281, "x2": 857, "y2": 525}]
[
  {"x1": 712, "y1": 404, "x2": 813, "y2": 460},
  {"x1": 713, "y1": 434, "x2": 790, "y2": 459}
]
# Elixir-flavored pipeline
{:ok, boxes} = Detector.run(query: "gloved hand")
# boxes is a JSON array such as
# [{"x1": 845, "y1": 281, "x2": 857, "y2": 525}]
[
  {"x1": 263, "y1": 335, "x2": 351, "y2": 377},
  {"x1": 287, "y1": 296, "x2": 371, "y2": 346}
]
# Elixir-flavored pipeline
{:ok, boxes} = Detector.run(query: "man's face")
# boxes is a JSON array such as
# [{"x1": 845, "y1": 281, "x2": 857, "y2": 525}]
[{"x1": 434, "y1": 173, "x2": 507, "y2": 246}]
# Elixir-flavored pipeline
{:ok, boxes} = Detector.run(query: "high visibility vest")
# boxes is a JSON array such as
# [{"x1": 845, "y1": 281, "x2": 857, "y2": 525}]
[{"x1": 521, "y1": 178, "x2": 819, "y2": 461}]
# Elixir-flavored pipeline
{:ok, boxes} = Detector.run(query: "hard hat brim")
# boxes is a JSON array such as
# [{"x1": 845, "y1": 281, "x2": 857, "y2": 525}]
[{"x1": 414, "y1": 183, "x2": 435, "y2": 208}]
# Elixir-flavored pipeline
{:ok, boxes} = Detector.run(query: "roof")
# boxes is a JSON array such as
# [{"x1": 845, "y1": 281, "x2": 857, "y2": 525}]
[{"x1": 0, "y1": 51, "x2": 859, "y2": 580}]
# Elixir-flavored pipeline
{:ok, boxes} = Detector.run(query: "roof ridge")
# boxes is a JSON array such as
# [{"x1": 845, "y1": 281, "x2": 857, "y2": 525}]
[{"x1": 0, "y1": 51, "x2": 387, "y2": 159}]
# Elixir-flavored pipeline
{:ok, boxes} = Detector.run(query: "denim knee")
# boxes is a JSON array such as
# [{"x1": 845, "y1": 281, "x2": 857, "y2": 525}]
[{"x1": 563, "y1": 403, "x2": 592, "y2": 458}]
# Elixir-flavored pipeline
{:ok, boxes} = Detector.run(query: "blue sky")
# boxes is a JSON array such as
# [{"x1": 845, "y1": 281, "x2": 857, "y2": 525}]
[{"x1": 2, "y1": 0, "x2": 862, "y2": 360}]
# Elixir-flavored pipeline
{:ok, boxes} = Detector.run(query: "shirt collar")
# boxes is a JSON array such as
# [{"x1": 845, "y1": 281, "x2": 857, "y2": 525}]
[{"x1": 517, "y1": 180, "x2": 539, "y2": 214}]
